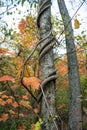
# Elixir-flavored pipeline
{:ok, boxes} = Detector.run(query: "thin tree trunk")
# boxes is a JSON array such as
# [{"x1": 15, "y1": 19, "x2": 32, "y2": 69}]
[
  {"x1": 37, "y1": 0, "x2": 58, "y2": 130},
  {"x1": 57, "y1": 0, "x2": 82, "y2": 130}
]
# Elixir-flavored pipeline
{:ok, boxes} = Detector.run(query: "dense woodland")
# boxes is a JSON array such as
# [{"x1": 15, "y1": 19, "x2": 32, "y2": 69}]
[{"x1": 0, "y1": 0, "x2": 87, "y2": 130}]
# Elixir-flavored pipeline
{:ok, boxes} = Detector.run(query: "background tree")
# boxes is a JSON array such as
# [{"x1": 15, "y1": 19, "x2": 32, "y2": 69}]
[{"x1": 57, "y1": 0, "x2": 82, "y2": 130}]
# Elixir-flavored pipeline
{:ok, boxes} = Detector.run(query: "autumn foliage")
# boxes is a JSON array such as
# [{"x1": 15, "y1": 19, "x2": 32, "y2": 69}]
[
  {"x1": 0, "y1": 15, "x2": 40, "y2": 129},
  {"x1": 0, "y1": 9, "x2": 87, "y2": 129},
  {"x1": 23, "y1": 77, "x2": 41, "y2": 90},
  {"x1": 17, "y1": 15, "x2": 39, "y2": 48},
  {"x1": 18, "y1": 19, "x2": 27, "y2": 34},
  {"x1": 0, "y1": 75, "x2": 15, "y2": 83}
]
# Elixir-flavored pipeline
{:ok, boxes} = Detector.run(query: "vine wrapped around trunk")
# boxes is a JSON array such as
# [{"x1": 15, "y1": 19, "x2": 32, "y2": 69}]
[{"x1": 37, "y1": 0, "x2": 58, "y2": 130}]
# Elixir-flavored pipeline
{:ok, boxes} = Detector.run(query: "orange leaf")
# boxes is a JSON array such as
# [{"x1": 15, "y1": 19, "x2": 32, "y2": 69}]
[
  {"x1": 31, "y1": 124, "x2": 35, "y2": 130},
  {"x1": 33, "y1": 108, "x2": 40, "y2": 114},
  {"x1": 19, "y1": 113, "x2": 24, "y2": 117},
  {"x1": 6, "y1": 99, "x2": 13, "y2": 104},
  {"x1": 20, "y1": 100, "x2": 32, "y2": 110},
  {"x1": 11, "y1": 85, "x2": 17, "y2": 89},
  {"x1": 22, "y1": 95, "x2": 28, "y2": 100},
  {"x1": 2, "y1": 95, "x2": 8, "y2": 99},
  {"x1": 0, "y1": 91, "x2": 6, "y2": 95},
  {"x1": 0, "y1": 113, "x2": 9, "y2": 122},
  {"x1": 11, "y1": 102, "x2": 19, "y2": 108},
  {"x1": 0, "y1": 98, "x2": 6, "y2": 106},
  {"x1": 0, "y1": 75, "x2": 15, "y2": 83},
  {"x1": 23, "y1": 77, "x2": 41, "y2": 90},
  {"x1": 18, "y1": 19, "x2": 26, "y2": 34},
  {"x1": 58, "y1": 104, "x2": 65, "y2": 110},
  {"x1": 18, "y1": 124, "x2": 26, "y2": 130}
]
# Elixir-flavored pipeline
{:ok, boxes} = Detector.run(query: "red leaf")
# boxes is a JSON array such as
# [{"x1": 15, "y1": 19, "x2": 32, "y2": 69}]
[
  {"x1": 0, "y1": 48, "x2": 16, "y2": 56},
  {"x1": 23, "y1": 77, "x2": 41, "y2": 90},
  {"x1": 0, "y1": 75, "x2": 15, "y2": 83}
]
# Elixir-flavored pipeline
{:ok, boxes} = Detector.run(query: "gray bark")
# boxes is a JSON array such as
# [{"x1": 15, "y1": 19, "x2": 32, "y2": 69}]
[
  {"x1": 37, "y1": 0, "x2": 58, "y2": 130},
  {"x1": 57, "y1": 0, "x2": 82, "y2": 130}
]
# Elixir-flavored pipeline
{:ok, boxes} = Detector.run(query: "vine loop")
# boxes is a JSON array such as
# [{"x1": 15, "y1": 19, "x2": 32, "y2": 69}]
[
  {"x1": 37, "y1": 1, "x2": 58, "y2": 130},
  {"x1": 37, "y1": 0, "x2": 57, "y2": 102}
]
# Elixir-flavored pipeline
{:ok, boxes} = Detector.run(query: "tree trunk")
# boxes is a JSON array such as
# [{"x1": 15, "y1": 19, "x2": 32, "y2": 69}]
[
  {"x1": 57, "y1": 0, "x2": 83, "y2": 130},
  {"x1": 37, "y1": 0, "x2": 58, "y2": 130}
]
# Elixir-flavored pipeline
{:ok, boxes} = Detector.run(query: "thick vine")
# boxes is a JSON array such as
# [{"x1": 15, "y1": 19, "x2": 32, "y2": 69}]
[
  {"x1": 37, "y1": 0, "x2": 58, "y2": 130},
  {"x1": 37, "y1": 0, "x2": 57, "y2": 101}
]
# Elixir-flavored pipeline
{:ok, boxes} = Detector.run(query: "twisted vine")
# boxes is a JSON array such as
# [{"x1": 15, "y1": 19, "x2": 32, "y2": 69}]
[
  {"x1": 37, "y1": 0, "x2": 57, "y2": 102},
  {"x1": 37, "y1": 0, "x2": 58, "y2": 130}
]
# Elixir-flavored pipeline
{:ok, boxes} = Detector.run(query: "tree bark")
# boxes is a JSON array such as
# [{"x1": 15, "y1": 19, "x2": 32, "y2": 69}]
[
  {"x1": 37, "y1": 0, "x2": 58, "y2": 130},
  {"x1": 57, "y1": 0, "x2": 83, "y2": 130}
]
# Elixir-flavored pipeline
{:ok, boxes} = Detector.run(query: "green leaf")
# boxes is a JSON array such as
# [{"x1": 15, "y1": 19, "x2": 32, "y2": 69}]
[
  {"x1": 30, "y1": 3, "x2": 33, "y2": 8},
  {"x1": 83, "y1": 42, "x2": 87, "y2": 47},
  {"x1": 11, "y1": 0, "x2": 13, "y2": 4},
  {"x1": 7, "y1": 12, "x2": 10, "y2": 15},
  {"x1": 21, "y1": 0, "x2": 26, "y2": 6},
  {"x1": 10, "y1": 12, "x2": 12, "y2": 15},
  {"x1": 35, "y1": 118, "x2": 43, "y2": 130},
  {"x1": 47, "y1": 116, "x2": 51, "y2": 121},
  {"x1": 34, "y1": 3, "x2": 36, "y2": 8},
  {"x1": 14, "y1": 4, "x2": 16, "y2": 6},
  {"x1": 10, "y1": 35, "x2": 14, "y2": 40},
  {"x1": 0, "y1": 1, "x2": 4, "y2": 6},
  {"x1": 17, "y1": 0, "x2": 21, "y2": 4}
]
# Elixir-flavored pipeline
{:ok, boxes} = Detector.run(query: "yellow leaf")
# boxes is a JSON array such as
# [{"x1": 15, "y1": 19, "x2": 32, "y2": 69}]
[
  {"x1": 74, "y1": 19, "x2": 80, "y2": 29},
  {"x1": 0, "y1": 36, "x2": 3, "y2": 41},
  {"x1": 9, "y1": 110, "x2": 15, "y2": 115}
]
